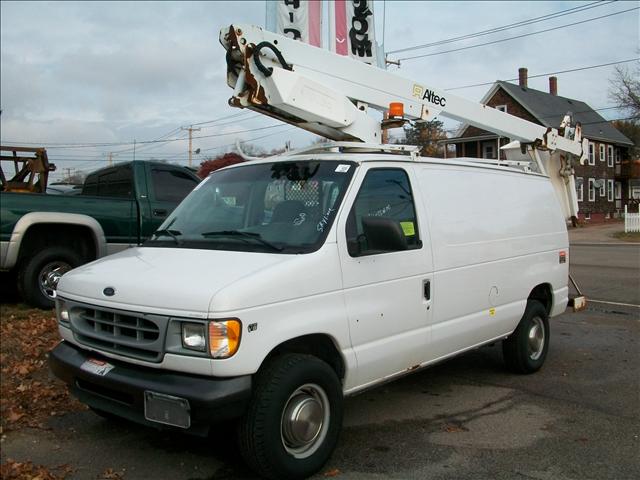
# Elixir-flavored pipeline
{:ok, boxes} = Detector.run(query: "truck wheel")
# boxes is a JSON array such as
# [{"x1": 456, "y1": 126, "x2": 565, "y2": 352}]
[
  {"x1": 502, "y1": 300, "x2": 550, "y2": 374},
  {"x1": 238, "y1": 353, "x2": 343, "y2": 480},
  {"x1": 17, "y1": 247, "x2": 82, "y2": 309}
]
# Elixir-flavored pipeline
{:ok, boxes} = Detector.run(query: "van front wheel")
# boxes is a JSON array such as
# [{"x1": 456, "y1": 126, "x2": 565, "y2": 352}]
[
  {"x1": 238, "y1": 353, "x2": 343, "y2": 480},
  {"x1": 502, "y1": 300, "x2": 549, "y2": 374}
]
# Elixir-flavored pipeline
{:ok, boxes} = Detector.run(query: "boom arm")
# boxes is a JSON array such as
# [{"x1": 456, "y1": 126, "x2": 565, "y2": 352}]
[{"x1": 220, "y1": 24, "x2": 586, "y2": 221}]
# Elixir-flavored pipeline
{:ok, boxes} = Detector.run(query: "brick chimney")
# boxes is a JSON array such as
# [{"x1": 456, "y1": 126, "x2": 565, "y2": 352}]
[
  {"x1": 549, "y1": 76, "x2": 558, "y2": 96},
  {"x1": 518, "y1": 67, "x2": 528, "y2": 88}
]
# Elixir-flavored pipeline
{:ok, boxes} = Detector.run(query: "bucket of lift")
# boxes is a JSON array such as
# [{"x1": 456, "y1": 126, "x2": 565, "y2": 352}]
[{"x1": 0, "y1": 146, "x2": 56, "y2": 193}]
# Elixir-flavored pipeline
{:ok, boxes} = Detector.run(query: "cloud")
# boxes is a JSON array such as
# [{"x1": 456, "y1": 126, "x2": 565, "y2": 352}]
[{"x1": 1, "y1": 0, "x2": 638, "y2": 167}]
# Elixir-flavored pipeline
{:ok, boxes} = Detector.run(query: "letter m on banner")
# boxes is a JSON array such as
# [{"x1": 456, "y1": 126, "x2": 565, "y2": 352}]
[
  {"x1": 265, "y1": 0, "x2": 323, "y2": 47},
  {"x1": 329, "y1": 0, "x2": 379, "y2": 65}
]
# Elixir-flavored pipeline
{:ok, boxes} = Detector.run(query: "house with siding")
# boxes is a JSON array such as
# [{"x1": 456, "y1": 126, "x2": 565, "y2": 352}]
[{"x1": 447, "y1": 68, "x2": 636, "y2": 223}]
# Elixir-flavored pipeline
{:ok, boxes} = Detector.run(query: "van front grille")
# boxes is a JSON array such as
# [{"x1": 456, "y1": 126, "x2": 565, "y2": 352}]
[{"x1": 69, "y1": 305, "x2": 167, "y2": 362}]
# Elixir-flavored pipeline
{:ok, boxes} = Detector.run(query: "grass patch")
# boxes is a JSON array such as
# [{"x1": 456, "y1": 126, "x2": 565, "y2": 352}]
[{"x1": 612, "y1": 231, "x2": 640, "y2": 242}]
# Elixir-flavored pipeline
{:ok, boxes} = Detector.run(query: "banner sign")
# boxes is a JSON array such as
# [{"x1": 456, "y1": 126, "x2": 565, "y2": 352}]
[
  {"x1": 266, "y1": 0, "x2": 322, "y2": 48},
  {"x1": 329, "y1": 0, "x2": 378, "y2": 65}
]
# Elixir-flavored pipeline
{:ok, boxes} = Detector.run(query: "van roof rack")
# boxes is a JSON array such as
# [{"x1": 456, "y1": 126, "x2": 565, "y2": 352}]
[
  {"x1": 283, "y1": 142, "x2": 421, "y2": 159},
  {"x1": 455, "y1": 156, "x2": 535, "y2": 172}
]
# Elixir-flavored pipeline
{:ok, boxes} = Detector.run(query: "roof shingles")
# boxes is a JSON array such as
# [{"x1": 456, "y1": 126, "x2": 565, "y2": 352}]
[{"x1": 455, "y1": 81, "x2": 633, "y2": 147}]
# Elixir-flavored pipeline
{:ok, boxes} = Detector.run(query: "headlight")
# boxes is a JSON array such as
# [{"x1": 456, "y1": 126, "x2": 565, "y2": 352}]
[
  {"x1": 57, "y1": 299, "x2": 70, "y2": 324},
  {"x1": 208, "y1": 319, "x2": 241, "y2": 358},
  {"x1": 181, "y1": 323, "x2": 206, "y2": 352}
]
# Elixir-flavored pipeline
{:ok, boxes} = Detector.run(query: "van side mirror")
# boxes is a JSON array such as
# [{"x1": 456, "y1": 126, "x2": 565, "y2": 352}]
[{"x1": 361, "y1": 217, "x2": 408, "y2": 253}]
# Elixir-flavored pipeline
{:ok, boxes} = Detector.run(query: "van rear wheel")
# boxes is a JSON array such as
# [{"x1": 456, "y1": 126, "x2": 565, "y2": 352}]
[
  {"x1": 237, "y1": 353, "x2": 343, "y2": 480},
  {"x1": 502, "y1": 300, "x2": 549, "y2": 374}
]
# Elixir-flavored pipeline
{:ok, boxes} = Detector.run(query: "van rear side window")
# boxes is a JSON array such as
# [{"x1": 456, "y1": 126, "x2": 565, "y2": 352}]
[{"x1": 346, "y1": 168, "x2": 421, "y2": 257}]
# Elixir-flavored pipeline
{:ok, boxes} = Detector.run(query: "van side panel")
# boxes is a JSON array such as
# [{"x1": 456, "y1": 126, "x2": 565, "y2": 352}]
[{"x1": 414, "y1": 165, "x2": 568, "y2": 359}]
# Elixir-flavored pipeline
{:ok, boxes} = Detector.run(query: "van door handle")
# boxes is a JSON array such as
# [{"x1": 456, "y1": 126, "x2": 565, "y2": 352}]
[
  {"x1": 423, "y1": 280, "x2": 431, "y2": 300},
  {"x1": 153, "y1": 209, "x2": 168, "y2": 217}
]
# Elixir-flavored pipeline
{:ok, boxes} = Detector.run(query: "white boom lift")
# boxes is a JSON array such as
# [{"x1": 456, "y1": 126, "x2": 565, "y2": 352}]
[{"x1": 220, "y1": 24, "x2": 587, "y2": 223}]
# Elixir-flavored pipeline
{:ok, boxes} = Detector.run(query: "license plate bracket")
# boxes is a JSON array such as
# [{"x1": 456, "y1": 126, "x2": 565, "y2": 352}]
[{"x1": 144, "y1": 391, "x2": 191, "y2": 429}]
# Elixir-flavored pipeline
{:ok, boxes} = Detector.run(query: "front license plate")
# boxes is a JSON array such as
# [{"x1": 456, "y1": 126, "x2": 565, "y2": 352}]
[
  {"x1": 144, "y1": 391, "x2": 191, "y2": 429},
  {"x1": 80, "y1": 358, "x2": 114, "y2": 376}
]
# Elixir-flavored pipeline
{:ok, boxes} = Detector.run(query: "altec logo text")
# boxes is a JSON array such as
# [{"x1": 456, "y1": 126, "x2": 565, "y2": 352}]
[{"x1": 422, "y1": 89, "x2": 447, "y2": 107}]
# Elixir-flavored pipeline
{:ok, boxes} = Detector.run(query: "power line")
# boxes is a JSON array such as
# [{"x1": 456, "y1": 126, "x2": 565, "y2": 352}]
[
  {"x1": 199, "y1": 113, "x2": 262, "y2": 129},
  {"x1": 199, "y1": 126, "x2": 299, "y2": 153},
  {"x1": 387, "y1": 0, "x2": 612, "y2": 54},
  {"x1": 398, "y1": 7, "x2": 639, "y2": 61},
  {"x1": 0, "y1": 111, "x2": 257, "y2": 151},
  {"x1": 445, "y1": 58, "x2": 639, "y2": 91},
  {"x1": 3, "y1": 123, "x2": 291, "y2": 149},
  {"x1": 42, "y1": 127, "x2": 300, "y2": 164},
  {"x1": 191, "y1": 111, "x2": 252, "y2": 126}
]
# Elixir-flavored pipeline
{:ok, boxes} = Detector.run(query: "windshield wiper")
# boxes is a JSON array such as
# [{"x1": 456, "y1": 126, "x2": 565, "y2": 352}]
[
  {"x1": 201, "y1": 230, "x2": 283, "y2": 252},
  {"x1": 152, "y1": 229, "x2": 183, "y2": 245}
]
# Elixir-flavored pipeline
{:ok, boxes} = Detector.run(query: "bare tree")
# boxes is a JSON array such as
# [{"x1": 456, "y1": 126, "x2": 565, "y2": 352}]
[{"x1": 609, "y1": 63, "x2": 640, "y2": 119}]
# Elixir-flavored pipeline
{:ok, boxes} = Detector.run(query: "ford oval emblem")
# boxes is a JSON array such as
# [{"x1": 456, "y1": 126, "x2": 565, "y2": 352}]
[{"x1": 103, "y1": 287, "x2": 115, "y2": 297}]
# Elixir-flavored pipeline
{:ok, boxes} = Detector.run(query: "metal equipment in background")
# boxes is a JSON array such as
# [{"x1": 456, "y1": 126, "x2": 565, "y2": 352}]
[{"x1": 0, "y1": 145, "x2": 56, "y2": 193}]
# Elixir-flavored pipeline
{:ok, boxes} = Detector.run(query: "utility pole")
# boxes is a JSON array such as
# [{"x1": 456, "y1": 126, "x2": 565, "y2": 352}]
[
  {"x1": 133, "y1": 139, "x2": 137, "y2": 162},
  {"x1": 181, "y1": 126, "x2": 201, "y2": 167},
  {"x1": 108, "y1": 152, "x2": 113, "y2": 166}
]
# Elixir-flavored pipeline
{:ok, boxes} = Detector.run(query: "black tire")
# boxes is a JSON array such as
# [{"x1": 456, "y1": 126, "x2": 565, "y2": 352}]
[
  {"x1": 17, "y1": 246, "x2": 83, "y2": 309},
  {"x1": 238, "y1": 354, "x2": 343, "y2": 480},
  {"x1": 503, "y1": 300, "x2": 550, "y2": 374}
]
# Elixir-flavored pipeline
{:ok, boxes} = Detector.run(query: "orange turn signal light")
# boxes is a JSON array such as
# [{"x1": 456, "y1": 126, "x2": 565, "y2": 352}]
[
  {"x1": 209, "y1": 319, "x2": 242, "y2": 358},
  {"x1": 389, "y1": 102, "x2": 404, "y2": 118}
]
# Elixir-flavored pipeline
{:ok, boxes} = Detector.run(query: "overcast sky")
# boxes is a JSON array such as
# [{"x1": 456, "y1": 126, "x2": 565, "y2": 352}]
[{"x1": 1, "y1": 1, "x2": 638, "y2": 180}]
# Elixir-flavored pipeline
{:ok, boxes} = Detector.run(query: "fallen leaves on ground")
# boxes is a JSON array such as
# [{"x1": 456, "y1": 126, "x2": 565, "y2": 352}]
[
  {"x1": 323, "y1": 468, "x2": 341, "y2": 477},
  {"x1": 0, "y1": 304, "x2": 86, "y2": 432},
  {"x1": 99, "y1": 467, "x2": 126, "y2": 479},
  {"x1": 443, "y1": 423, "x2": 467, "y2": 433},
  {"x1": 0, "y1": 459, "x2": 72, "y2": 480}
]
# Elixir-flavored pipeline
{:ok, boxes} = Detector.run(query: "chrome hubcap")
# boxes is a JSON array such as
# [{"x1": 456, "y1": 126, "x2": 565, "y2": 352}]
[
  {"x1": 528, "y1": 316, "x2": 545, "y2": 361},
  {"x1": 39, "y1": 262, "x2": 72, "y2": 300},
  {"x1": 281, "y1": 383, "x2": 330, "y2": 458}
]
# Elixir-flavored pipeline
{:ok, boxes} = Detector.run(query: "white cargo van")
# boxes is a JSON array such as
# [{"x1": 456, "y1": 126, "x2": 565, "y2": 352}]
[{"x1": 51, "y1": 144, "x2": 569, "y2": 479}]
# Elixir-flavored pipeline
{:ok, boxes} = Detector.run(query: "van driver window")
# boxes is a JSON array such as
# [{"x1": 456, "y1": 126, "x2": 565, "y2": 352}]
[{"x1": 346, "y1": 168, "x2": 421, "y2": 257}]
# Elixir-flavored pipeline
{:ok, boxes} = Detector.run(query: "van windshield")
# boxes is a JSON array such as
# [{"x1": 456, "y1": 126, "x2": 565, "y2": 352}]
[{"x1": 145, "y1": 160, "x2": 356, "y2": 254}]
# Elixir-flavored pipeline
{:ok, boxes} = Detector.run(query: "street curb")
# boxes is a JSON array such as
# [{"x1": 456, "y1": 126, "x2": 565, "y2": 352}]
[{"x1": 570, "y1": 242, "x2": 640, "y2": 246}]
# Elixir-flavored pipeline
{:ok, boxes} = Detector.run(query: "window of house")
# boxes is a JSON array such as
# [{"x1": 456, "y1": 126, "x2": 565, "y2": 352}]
[
  {"x1": 585, "y1": 212, "x2": 591, "y2": 220},
  {"x1": 576, "y1": 177, "x2": 583, "y2": 202},
  {"x1": 495, "y1": 105, "x2": 507, "y2": 113},
  {"x1": 482, "y1": 143, "x2": 496, "y2": 159},
  {"x1": 607, "y1": 146, "x2": 614, "y2": 167},
  {"x1": 588, "y1": 143, "x2": 595, "y2": 165},
  {"x1": 607, "y1": 179, "x2": 614, "y2": 202},
  {"x1": 588, "y1": 178, "x2": 595, "y2": 202},
  {"x1": 615, "y1": 181, "x2": 622, "y2": 200},
  {"x1": 346, "y1": 168, "x2": 421, "y2": 257},
  {"x1": 151, "y1": 167, "x2": 199, "y2": 203},
  {"x1": 599, "y1": 144, "x2": 605, "y2": 162},
  {"x1": 605, "y1": 212, "x2": 610, "y2": 219},
  {"x1": 599, "y1": 179, "x2": 606, "y2": 197},
  {"x1": 615, "y1": 148, "x2": 621, "y2": 164}
]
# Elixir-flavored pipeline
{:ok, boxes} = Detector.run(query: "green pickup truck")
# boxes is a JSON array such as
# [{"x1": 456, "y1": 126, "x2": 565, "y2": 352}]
[{"x1": 0, "y1": 161, "x2": 200, "y2": 308}]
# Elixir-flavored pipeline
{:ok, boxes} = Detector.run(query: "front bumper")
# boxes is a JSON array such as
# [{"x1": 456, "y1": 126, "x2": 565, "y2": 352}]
[{"x1": 50, "y1": 341, "x2": 252, "y2": 436}]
